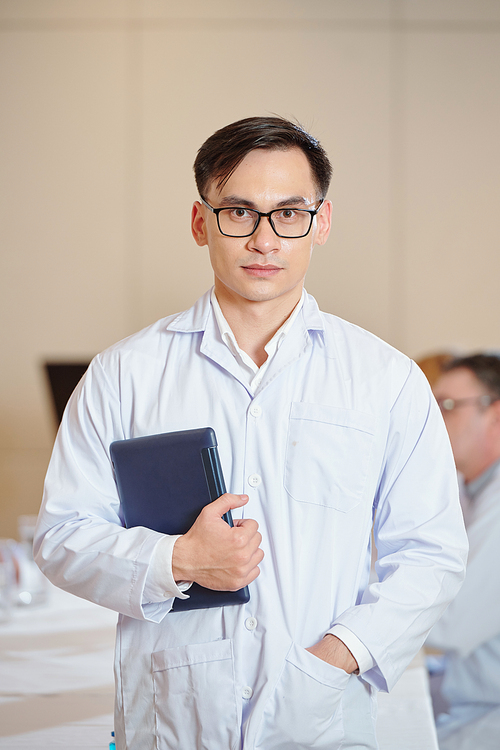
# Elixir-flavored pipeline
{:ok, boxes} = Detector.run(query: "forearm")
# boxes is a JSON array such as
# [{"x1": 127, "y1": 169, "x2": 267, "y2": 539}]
[
  {"x1": 35, "y1": 512, "x2": 162, "y2": 618},
  {"x1": 143, "y1": 535, "x2": 192, "y2": 602}
]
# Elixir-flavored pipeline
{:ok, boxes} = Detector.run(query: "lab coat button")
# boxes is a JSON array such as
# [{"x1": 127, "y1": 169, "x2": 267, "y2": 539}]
[
  {"x1": 245, "y1": 616, "x2": 257, "y2": 630},
  {"x1": 242, "y1": 686, "x2": 253, "y2": 700},
  {"x1": 250, "y1": 404, "x2": 262, "y2": 418},
  {"x1": 248, "y1": 474, "x2": 261, "y2": 487}
]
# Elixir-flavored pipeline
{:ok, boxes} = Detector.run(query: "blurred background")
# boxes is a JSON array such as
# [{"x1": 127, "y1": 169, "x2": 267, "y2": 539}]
[{"x1": 1, "y1": 0, "x2": 499, "y2": 538}]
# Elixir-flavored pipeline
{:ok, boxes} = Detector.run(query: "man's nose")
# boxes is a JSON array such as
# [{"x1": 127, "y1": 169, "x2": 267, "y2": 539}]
[{"x1": 249, "y1": 215, "x2": 280, "y2": 253}]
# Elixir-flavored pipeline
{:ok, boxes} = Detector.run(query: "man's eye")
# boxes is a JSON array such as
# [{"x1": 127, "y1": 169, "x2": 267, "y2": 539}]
[
  {"x1": 230, "y1": 208, "x2": 251, "y2": 219},
  {"x1": 276, "y1": 209, "x2": 298, "y2": 221}
]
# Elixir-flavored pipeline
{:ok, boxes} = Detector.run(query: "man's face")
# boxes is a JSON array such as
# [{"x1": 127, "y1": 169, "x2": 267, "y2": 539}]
[
  {"x1": 433, "y1": 368, "x2": 495, "y2": 482},
  {"x1": 191, "y1": 147, "x2": 331, "y2": 308}
]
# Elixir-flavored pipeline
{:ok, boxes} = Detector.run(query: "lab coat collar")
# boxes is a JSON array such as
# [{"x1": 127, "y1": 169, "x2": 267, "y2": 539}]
[
  {"x1": 165, "y1": 288, "x2": 328, "y2": 395},
  {"x1": 166, "y1": 287, "x2": 325, "y2": 337},
  {"x1": 166, "y1": 290, "x2": 213, "y2": 333}
]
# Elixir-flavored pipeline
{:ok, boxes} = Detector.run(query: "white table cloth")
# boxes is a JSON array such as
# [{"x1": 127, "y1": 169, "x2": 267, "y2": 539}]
[{"x1": 0, "y1": 582, "x2": 116, "y2": 750}]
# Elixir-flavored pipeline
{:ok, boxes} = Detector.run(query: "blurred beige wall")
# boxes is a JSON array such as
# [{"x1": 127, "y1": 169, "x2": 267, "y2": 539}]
[{"x1": 1, "y1": 0, "x2": 499, "y2": 537}]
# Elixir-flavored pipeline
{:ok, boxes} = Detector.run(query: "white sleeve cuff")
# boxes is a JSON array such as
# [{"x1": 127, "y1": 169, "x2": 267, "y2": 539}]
[
  {"x1": 327, "y1": 624, "x2": 375, "y2": 674},
  {"x1": 142, "y1": 535, "x2": 192, "y2": 603}
]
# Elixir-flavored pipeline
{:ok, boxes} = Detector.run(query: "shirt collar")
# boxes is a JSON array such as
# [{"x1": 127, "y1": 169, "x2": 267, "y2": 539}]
[
  {"x1": 466, "y1": 457, "x2": 500, "y2": 501},
  {"x1": 210, "y1": 287, "x2": 305, "y2": 376}
]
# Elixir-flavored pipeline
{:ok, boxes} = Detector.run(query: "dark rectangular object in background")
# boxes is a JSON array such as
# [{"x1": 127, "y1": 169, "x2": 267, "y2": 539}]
[{"x1": 44, "y1": 362, "x2": 90, "y2": 425}]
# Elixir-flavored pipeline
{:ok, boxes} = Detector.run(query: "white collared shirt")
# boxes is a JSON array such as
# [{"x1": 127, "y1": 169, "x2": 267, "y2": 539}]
[
  {"x1": 210, "y1": 287, "x2": 304, "y2": 392},
  {"x1": 427, "y1": 459, "x2": 500, "y2": 734}
]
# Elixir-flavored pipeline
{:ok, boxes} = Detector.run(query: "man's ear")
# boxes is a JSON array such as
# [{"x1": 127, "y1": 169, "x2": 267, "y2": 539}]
[
  {"x1": 314, "y1": 200, "x2": 332, "y2": 247},
  {"x1": 191, "y1": 201, "x2": 208, "y2": 246}
]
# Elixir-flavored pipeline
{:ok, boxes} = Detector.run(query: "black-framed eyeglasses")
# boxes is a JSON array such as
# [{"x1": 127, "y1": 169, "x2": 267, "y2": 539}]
[
  {"x1": 437, "y1": 395, "x2": 499, "y2": 412},
  {"x1": 200, "y1": 196, "x2": 324, "y2": 239}
]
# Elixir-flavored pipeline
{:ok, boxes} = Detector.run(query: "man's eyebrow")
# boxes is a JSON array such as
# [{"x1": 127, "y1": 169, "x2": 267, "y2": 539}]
[
  {"x1": 275, "y1": 196, "x2": 310, "y2": 208},
  {"x1": 218, "y1": 195, "x2": 310, "y2": 209},
  {"x1": 218, "y1": 195, "x2": 256, "y2": 208}
]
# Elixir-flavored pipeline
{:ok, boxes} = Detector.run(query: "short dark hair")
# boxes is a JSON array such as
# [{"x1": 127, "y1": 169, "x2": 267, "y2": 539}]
[
  {"x1": 194, "y1": 116, "x2": 332, "y2": 199},
  {"x1": 444, "y1": 353, "x2": 500, "y2": 400}
]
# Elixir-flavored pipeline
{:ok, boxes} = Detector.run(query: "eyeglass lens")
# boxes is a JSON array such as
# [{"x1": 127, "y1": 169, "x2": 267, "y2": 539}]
[
  {"x1": 439, "y1": 395, "x2": 493, "y2": 411},
  {"x1": 218, "y1": 207, "x2": 313, "y2": 238}
]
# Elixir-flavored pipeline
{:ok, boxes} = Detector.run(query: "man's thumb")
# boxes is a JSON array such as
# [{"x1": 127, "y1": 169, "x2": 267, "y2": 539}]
[{"x1": 209, "y1": 492, "x2": 249, "y2": 518}]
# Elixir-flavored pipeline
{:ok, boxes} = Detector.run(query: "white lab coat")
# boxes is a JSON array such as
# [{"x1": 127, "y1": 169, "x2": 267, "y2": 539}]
[
  {"x1": 427, "y1": 460, "x2": 500, "y2": 748},
  {"x1": 35, "y1": 290, "x2": 467, "y2": 750}
]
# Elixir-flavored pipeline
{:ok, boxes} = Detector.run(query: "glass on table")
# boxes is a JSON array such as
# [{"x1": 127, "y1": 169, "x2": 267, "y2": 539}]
[
  {"x1": 0, "y1": 539, "x2": 17, "y2": 622},
  {"x1": 16, "y1": 515, "x2": 49, "y2": 606}
]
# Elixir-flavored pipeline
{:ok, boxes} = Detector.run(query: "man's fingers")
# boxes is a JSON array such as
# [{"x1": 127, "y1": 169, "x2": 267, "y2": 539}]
[{"x1": 233, "y1": 517, "x2": 260, "y2": 534}]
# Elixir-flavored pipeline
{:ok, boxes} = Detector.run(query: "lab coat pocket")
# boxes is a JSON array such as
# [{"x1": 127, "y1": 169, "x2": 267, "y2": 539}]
[
  {"x1": 285, "y1": 402, "x2": 375, "y2": 511},
  {"x1": 152, "y1": 639, "x2": 239, "y2": 750},
  {"x1": 255, "y1": 642, "x2": 350, "y2": 750}
]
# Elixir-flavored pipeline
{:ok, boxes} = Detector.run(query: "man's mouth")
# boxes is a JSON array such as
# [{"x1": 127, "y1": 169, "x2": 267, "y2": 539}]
[{"x1": 242, "y1": 264, "x2": 283, "y2": 276}]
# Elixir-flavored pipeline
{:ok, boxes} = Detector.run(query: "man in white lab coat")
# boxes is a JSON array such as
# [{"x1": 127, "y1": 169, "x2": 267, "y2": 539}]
[
  {"x1": 428, "y1": 354, "x2": 500, "y2": 750},
  {"x1": 35, "y1": 116, "x2": 468, "y2": 749}
]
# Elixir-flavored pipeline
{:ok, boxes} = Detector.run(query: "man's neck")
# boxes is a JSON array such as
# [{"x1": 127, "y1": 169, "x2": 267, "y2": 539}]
[
  {"x1": 464, "y1": 453, "x2": 500, "y2": 485},
  {"x1": 464, "y1": 456, "x2": 500, "y2": 501},
  {"x1": 213, "y1": 285, "x2": 303, "y2": 367}
]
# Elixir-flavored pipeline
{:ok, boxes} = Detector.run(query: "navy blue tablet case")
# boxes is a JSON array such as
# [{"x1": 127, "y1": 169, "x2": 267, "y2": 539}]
[{"x1": 110, "y1": 427, "x2": 250, "y2": 612}]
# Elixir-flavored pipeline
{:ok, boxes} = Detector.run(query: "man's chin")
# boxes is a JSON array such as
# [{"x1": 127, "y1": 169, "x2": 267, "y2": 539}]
[{"x1": 214, "y1": 275, "x2": 304, "y2": 308}]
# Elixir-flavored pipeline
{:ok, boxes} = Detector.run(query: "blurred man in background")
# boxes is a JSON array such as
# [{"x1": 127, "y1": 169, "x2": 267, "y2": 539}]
[{"x1": 428, "y1": 353, "x2": 500, "y2": 750}]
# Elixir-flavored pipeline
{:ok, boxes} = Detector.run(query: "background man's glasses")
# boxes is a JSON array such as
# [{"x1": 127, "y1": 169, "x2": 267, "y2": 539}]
[
  {"x1": 437, "y1": 395, "x2": 499, "y2": 412},
  {"x1": 200, "y1": 196, "x2": 324, "y2": 239}
]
